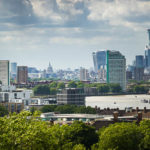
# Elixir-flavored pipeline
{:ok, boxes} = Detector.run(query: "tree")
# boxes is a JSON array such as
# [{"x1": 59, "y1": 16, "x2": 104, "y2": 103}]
[
  {"x1": 109, "y1": 84, "x2": 122, "y2": 93},
  {"x1": 57, "y1": 82, "x2": 65, "y2": 89},
  {"x1": 0, "y1": 105, "x2": 8, "y2": 117},
  {"x1": 68, "y1": 81, "x2": 77, "y2": 88},
  {"x1": 77, "y1": 82, "x2": 84, "y2": 88},
  {"x1": 33, "y1": 85, "x2": 50, "y2": 95},
  {"x1": 50, "y1": 88, "x2": 57, "y2": 95},
  {"x1": 69, "y1": 121, "x2": 98, "y2": 149},
  {"x1": 40, "y1": 105, "x2": 57, "y2": 113},
  {"x1": 49, "y1": 81, "x2": 57, "y2": 88},
  {"x1": 98, "y1": 122, "x2": 143, "y2": 150},
  {"x1": 139, "y1": 120, "x2": 150, "y2": 150},
  {"x1": 30, "y1": 107, "x2": 37, "y2": 114},
  {"x1": 97, "y1": 84, "x2": 110, "y2": 94},
  {"x1": 133, "y1": 85, "x2": 149, "y2": 94}
]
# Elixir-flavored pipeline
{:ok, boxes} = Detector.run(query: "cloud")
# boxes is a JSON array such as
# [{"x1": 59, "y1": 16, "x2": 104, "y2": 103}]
[{"x1": 87, "y1": 0, "x2": 150, "y2": 30}]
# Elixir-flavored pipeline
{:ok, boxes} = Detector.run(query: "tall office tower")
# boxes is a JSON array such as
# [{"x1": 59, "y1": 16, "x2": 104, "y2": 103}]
[
  {"x1": 145, "y1": 47, "x2": 150, "y2": 67},
  {"x1": 136, "y1": 55, "x2": 144, "y2": 68},
  {"x1": 17, "y1": 66, "x2": 28, "y2": 84},
  {"x1": 134, "y1": 55, "x2": 144, "y2": 81},
  {"x1": 11, "y1": 62, "x2": 17, "y2": 79},
  {"x1": 145, "y1": 29, "x2": 150, "y2": 68},
  {"x1": 0, "y1": 60, "x2": 10, "y2": 85},
  {"x1": 92, "y1": 51, "x2": 107, "y2": 73},
  {"x1": 93, "y1": 50, "x2": 126, "y2": 91},
  {"x1": 80, "y1": 68, "x2": 89, "y2": 81}
]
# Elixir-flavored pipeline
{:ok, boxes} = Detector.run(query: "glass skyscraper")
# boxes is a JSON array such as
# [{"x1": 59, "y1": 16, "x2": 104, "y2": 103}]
[{"x1": 93, "y1": 50, "x2": 126, "y2": 91}]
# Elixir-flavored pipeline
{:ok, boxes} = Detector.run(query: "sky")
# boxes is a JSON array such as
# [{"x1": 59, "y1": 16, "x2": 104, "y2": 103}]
[{"x1": 0, "y1": 0, "x2": 150, "y2": 70}]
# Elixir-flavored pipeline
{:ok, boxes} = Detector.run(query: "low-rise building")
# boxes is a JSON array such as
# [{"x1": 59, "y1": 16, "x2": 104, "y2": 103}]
[{"x1": 57, "y1": 88, "x2": 85, "y2": 106}]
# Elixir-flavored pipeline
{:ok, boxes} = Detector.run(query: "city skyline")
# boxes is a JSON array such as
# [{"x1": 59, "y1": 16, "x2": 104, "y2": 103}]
[{"x1": 0, "y1": 0, "x2": 150, "y2": 69}]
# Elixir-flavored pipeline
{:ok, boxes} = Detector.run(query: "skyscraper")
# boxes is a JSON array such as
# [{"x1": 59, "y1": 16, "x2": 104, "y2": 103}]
[
  {"x1": 17, "y1": 66, "x2": 28, "y2": 84},
  {"x1": 11, "y1": 62, "x2": 17, "y2": 79},
  {"x1": 80, "y1": 68, "x2": 89, "y2": 81},
  {"x1": 0, "y1": 60, "x2": 10, "y2": 85},
  {"x1": 93, "y1": 50, "x2": 126, "y2": 91},
  {"x1": 135, "y1": 55, "x2": 144, "y2": 68}
]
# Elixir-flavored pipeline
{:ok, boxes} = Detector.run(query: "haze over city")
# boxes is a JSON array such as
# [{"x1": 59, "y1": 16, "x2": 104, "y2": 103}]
[{"x1": 0, "y1": 0, "x2": 150, "y2": 69}]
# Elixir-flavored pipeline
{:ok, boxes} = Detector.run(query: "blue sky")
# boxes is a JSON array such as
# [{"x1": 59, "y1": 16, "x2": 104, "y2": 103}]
[{"x1": 0, "y1": 0, "x2": 150, "y2": 70}]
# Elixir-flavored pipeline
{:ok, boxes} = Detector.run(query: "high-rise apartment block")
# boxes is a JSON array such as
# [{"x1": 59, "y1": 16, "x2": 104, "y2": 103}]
[
  {"x1": 17, "y1": 66, "x2": 28, "y2": 84},
  {"x1": 0, "y1": 60, "x2": 10, "y2": 85},
  {"x1": 93, "y1": 50, "x2": 126, "y2": 91},
  {"x1": 80, "y1": 68, "x2": 89, "y2": 81}
]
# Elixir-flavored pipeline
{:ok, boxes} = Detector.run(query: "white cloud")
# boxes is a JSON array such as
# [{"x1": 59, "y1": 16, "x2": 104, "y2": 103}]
[
  {"x1": 49, "y1": 36, "x2": 111, "y2": 45},
  {"x1": 87, "y1": 0, "x2": 150, "y2": 30}
]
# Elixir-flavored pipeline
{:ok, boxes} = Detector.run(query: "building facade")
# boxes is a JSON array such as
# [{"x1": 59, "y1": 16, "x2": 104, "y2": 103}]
[
  {"x1": 93, "y1": 50, "x2": 126, "y2": 91},
  {"x1": 80, "y1": 68, "x2": 89, "y2": 81},
  {"x1": 136, "y1": 55, "x2": 144, "y2": 68},
  {"x1": 57, "y1": 88, "x2": 85, "y2": 105},
  {"x1": 0, "y1": 60, "x2": 10, "y2": 85},
  {"x1": 17, "y1": 66, "x2": 28, "y2": 84},
  {"x1": 11, "y1": 62, "x2": 17, "y2": 79}
]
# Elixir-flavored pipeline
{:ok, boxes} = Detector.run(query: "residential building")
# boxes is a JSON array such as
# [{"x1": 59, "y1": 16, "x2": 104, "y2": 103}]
[
  {"x1": 57, "y1": 88, "x2": 85, "y2": 106},
  {"x1": 93, "y1": 50, "x2": 126, "y2": 91},
  {"x1": 80, "y1": 68, "x2": 89, "y2": 81},
  {"x1": 134, "y1": 68, "x2": 144, "y2": 81},
  {"x1": 17, "y1": 66, "x2": 28, "y2": 84},
  {"x1": 0, "y1": 60, "x2": 10, "y2": 85}
]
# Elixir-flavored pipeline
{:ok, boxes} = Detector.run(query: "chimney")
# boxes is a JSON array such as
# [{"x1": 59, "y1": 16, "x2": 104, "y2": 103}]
[
  {"x1": 144, "y1": 107, "x2": 147, "y2": 113},
  {"x1": 137, "y1": 112, "x2": 142, "y2": 123},
  {"x1": 113, "y1": 111, "x2": 119, "y2": 122}
]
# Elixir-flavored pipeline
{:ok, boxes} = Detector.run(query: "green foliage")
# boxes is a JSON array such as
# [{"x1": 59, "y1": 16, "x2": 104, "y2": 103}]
[
  {"x1": 97, "y1": 84, "x2": 110, "y2": 93},
  {"x1": 69, "y1": 121, "x2": 98, "y2": 149},
  {"x1": 40, "y1": 105, "x2": 96, "y2": 114},
  {"x1": 139, "y1": 120, "x2": 150, "y2": 150},
  {"x1": 49, "y1": 81, "x2": 57, "y2": 88},
  {"x1": 30, "y1": 107, "x2": 37, "y2": 114},
  {"x1": 68, "y1": 81, "x2": 77, "y2": 88},
  {"x1": 109, "y1": 84, "x2": 122, "y2": 93},
  {"x1": 57, "y1": 82, "x2": 65, "y2": 89},
  {"x1": 33, "y1": 85, "x2": 50, "y2": 95},
  {"x1": 73, "y1": 144, "x2": 86, "y2": 150},
  {"x1": 98, "y1": 122, "x2": 143, "y2": 150},
  {"x1": 50, "y1": 88, "x2": 57, "y2": 95},
  {"x1": 77, "y1": 81, "x2": 85, "y2": 88},
  {"x1": 133, "y1": 85, "x2": 149, "y2": 94},
  {"x1": 40, "y1": 105, "x2": 57, "y2": 113},
  {"x1": 0, "y1": 105, "x2": 8, "y2": 117}
]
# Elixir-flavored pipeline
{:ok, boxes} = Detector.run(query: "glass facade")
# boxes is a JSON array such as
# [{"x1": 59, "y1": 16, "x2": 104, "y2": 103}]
[
  {"x1": 93, "y1": 50, "x2": 126, "y2": 91},
  {"x1": 135, "y1": 55, "x2": 144, "y2": 68},
  {"x1": 107, "y1": 51, "x2": 126, "y2": 91}
]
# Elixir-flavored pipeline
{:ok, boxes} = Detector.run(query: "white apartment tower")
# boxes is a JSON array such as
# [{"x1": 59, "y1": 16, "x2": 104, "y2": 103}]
[{"x1": 0, "y1": 60, "x2": 10, "y2": 85}]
